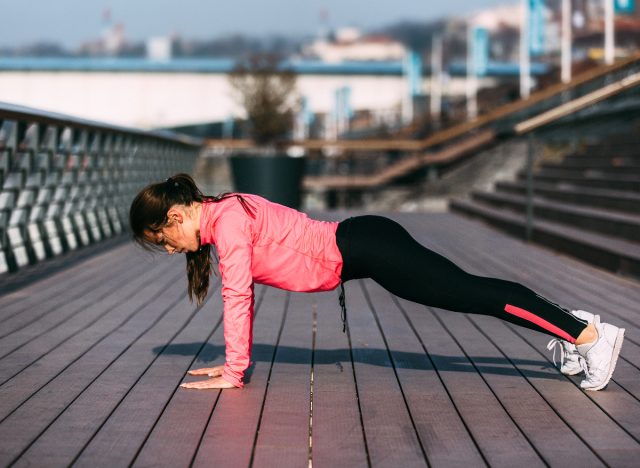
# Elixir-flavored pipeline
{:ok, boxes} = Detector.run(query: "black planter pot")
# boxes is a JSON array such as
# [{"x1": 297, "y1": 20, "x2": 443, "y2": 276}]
[{"x1": 229, "y1": 154, "x2": 307, "y2": 209}]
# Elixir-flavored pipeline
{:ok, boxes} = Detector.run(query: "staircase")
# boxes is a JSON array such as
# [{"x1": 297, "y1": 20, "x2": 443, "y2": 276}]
[{"x1": 449, "y1": 135, "x2": 640, "y2": 278}]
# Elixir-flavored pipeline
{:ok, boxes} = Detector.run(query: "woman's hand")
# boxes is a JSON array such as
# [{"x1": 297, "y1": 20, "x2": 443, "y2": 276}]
[
  {"x1": 187, "y1": 365, "x2": 224, "y2": 377},
  {"x1": 180, "y1": 376, "x2": 236, "y2": 390}
]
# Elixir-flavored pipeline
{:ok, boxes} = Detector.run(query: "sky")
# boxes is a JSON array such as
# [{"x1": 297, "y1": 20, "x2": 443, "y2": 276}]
[{"x1": 0, "y1": 0, "x2": 518, "y2": 48}]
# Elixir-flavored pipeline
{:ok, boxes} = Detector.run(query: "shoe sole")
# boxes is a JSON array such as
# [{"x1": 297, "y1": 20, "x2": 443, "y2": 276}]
[{"x1": 583, "y1": 328, "x2": 625, "y2": 391}]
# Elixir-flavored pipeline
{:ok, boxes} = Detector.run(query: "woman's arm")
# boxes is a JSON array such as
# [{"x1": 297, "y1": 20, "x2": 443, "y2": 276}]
[{"x1": 191, "y1": 212, "x2": 255, "y2": 389}]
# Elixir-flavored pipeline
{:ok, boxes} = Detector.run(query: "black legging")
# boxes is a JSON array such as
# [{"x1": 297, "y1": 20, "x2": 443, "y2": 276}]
[{"x1": 335, "y1": 215, "x2": 587, "y2": 341}]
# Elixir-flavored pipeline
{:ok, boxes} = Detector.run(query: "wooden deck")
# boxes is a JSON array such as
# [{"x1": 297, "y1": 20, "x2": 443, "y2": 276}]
[{"x1": 0, "y1": 212, "x2": 639, "y2": 467}]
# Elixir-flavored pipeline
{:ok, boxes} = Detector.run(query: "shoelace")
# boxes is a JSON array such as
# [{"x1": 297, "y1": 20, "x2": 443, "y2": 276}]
[
  {"x1": 580, "y1": 357, "x2": 592, "y2": 379},
  {"x1": 546, "y1": 339, "x2": 566, "y2": 368}
]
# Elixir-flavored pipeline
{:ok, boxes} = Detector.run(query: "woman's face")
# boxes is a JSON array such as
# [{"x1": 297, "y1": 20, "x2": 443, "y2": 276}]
[{"x1": 146, "y1": 205, "x2": 200, "y2": 254}]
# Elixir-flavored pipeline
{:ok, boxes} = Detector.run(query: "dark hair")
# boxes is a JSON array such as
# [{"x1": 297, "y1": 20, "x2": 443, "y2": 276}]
[{"x1": 129, "y1": 173, "x2": 256, "y2": 304}]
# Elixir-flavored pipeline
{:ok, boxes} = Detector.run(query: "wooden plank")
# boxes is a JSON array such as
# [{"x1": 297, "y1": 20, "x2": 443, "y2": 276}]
[
  {"x1": 471, "y1": 316, "x2": 640, "y2": 465},
  {"x1": 191, "y1": 287, "x2": 289, "y2": 468},
  {"x1": 309, "y1": 290, "x2": 368, "y2": 468},
  {"x1": 0, "y1": 259, "x2": 171, "y2": 388},
  {"x1": 1, "y1": 210, "x2": 637, "y2": 467},
  {"x1": 131, "y1": 285, "x2": 266, "y2": 468},
  {"x1": 0, "y1": 261, "x2": 183, "y2": 421},
  {"x1": 0, "y1": 255, "x2": 151, "y2": 360},
  {"x1": 0, "y1": 240, "x2": 130, "y2": 306},
  {"x1": 0, "y1": 274, "x2": 193, "y2": 466},
  {"x1": 427, "y1": 300, "x2": 603, "y2": 466},
  {"x1": 343, "y1": 278, "x2": 427, "y2": 467},
  {"x1": 394, "y1": 299, "x2": 544, "y2": 466},
  {"x1": 0, "y1": 245, "x2": 138, "y2": 337},
  {"x1": 12, "y1": 281, "x2": 217, "y2": 468},
  {"x1": 361, "y1": 280, "x2": 487, "y2": 467},
  {"x1": 0, "y1": 241, "x2": 133, "y2": 321},
  {"x1": 71, "y1": 279, "x2": 224, "y2": 466},
  {"x1": 250, "y1": 290, "x2": 314, "y2": 468}
]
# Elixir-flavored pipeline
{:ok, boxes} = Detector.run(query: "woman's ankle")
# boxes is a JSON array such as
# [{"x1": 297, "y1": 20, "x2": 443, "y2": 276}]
[{"x1": 575, "y1": 323, "x2": 598, "y2": 346}]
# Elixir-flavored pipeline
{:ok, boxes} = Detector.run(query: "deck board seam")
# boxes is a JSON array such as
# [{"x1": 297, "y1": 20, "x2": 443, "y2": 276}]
[
  {"x1": 0, "y1": 257, "x2": 154, "y2": 360},
  {"x1": 129, "y1": 299, "x2": 225, "y2": 467},
  {"x1": 0, "y1": 264, "x2": 178, "y2": 388},
  {"x1": 359, "y1": 280, "x2": 431, "y2": 467},
  {"x1": 0, "y1": 247, "x2": 134, "y2": 331},
  {"x1": 344, "y1": 282, "x2": 373, "y2": 468},
  {"x1": 0, "y1": 268, "x2": 185, "y2": 423},
  {"x1": 0, "y1": 241, "x2": 133, "y2": 320},
  {"x1": 390, "y1": 294, "x2": 490, "y2": 467},
  {"x1": 68, "y1": 289, "x2": 213, "y2": 466},
  {"x1": 248, "y1": 292, "x2": 292, "y2": 468},
  {"x1": 5, "y1": 285, "x2": 198, "y2": 466},
  {"x1": 428, "y1": 307, "x2": 549, "y2": 466}
]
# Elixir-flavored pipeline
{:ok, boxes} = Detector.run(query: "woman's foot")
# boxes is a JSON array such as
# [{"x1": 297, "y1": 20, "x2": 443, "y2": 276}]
[
  {"x1": 547, "y1": 310, "x2": 595, "y2": 375},
  {"x1": 576, "y1": 315, "x2": 625, "y2": 391}
]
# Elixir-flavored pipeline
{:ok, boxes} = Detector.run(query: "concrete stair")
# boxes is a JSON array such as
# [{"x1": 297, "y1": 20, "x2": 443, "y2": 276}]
[
  {"x1": 449, "y1": 134, "x2": 640, "y2": 279},
  {"x1": 521, "y1": 170, "x2": 640, "y2": 191},
  {"x1": 494, "y1": 180, "x2": 640, "y2": 214}
]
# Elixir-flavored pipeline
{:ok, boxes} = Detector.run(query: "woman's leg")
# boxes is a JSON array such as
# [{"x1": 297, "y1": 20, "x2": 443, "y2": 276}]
[{"x1": 336, "y1": 215, "x2": 588, "y2": 342}]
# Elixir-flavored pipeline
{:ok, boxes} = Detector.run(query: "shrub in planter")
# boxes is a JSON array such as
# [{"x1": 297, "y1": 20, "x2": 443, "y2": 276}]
[{"x1": 228, "y1": 53, "x2": 306, "y2": 208}]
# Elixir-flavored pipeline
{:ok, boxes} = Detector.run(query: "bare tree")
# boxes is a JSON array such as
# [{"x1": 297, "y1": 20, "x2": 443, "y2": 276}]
[{"x1": 228, "y1": 53, "x2": 298, "y2": 146}]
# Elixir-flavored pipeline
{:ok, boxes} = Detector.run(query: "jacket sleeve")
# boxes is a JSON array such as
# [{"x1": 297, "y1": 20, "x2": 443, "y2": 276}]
[{"x1": 214, "y1": 213, "x2": 254, "y2": 388}]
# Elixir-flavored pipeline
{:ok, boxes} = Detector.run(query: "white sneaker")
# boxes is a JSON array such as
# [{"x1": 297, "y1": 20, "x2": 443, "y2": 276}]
[
  {"x1": 547, "y1": 339, "x2": 583, "y2": 375},
  {"x1": 546, "y1": 310, "x2": 595, "y2": 375},
  {"x1": 577, "y1": 315, "x2": 625, "y2": 391}
]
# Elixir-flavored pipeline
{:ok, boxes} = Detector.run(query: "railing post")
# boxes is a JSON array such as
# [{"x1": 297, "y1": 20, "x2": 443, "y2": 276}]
[{"x1": 525, "y1": 133, "x2": 535, "y2": 242}]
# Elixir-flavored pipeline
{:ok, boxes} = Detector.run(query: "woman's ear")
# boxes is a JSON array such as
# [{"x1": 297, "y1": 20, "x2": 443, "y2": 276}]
[{"x1": 166, "y1": 206, "x2": 185, "y2": 224}]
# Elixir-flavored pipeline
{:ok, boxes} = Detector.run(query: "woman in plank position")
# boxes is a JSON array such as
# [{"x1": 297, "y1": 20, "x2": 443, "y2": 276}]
[{"x1": 129, "y1": 174, "x2": 625, "y2": 391}]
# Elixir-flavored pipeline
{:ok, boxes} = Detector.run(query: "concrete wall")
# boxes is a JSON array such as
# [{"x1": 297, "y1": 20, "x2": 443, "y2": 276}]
[{"x1": 0, "y1": 70, "x2": 477, "y2": 129}]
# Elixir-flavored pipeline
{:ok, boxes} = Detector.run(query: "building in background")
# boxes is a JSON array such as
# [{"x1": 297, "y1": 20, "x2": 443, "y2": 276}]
[{"x1": 302, "y1": 27, "x2": 407, "y2": 63}]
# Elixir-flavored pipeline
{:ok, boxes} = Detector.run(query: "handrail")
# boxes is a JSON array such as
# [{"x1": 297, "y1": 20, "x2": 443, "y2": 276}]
[
  {"x1": 0, "y1": 103, "x2": 201, "y2": 274},
  {"x1": 515, "y1": 71, "x2": 640, "y2": 134},
  {"x1": 303, "y1": 129, "x2": 495, "y2": 190},
  {"x1": 0, "y1": 101, "x2": 202, "y2": 147}
]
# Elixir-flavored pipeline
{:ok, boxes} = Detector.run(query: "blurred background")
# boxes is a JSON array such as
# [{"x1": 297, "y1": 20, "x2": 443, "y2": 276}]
[{"x1": 0, "y1": 1, "x2": 639, "y2": 277}]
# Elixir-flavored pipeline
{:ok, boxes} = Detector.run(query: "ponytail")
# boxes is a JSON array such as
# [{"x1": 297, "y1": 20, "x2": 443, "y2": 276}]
[{"x1": 129, "y1": 173, "x2": 255, "y2": 305}]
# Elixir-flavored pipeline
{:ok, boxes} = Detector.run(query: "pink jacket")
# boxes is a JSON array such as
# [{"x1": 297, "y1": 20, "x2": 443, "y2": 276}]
[{"x1": 199, "y1": 194, "x2": 344, "y2": 387}]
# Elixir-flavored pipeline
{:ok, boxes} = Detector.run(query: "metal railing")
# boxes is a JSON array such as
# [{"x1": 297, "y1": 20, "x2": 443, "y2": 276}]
[{"x1": 0, "y1": 102, "x2": 201, "y2": 273}]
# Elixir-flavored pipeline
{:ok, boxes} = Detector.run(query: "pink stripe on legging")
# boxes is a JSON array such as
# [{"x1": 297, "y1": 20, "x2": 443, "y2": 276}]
[{"x1": 504, "y1": 304, "x2": 575, "y2": 342}]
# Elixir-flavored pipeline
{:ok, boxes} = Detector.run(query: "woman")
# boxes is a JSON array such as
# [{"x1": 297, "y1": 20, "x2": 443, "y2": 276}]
[{"x1": 129, "y1": 174, "x2": 625, "y2": 391}]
